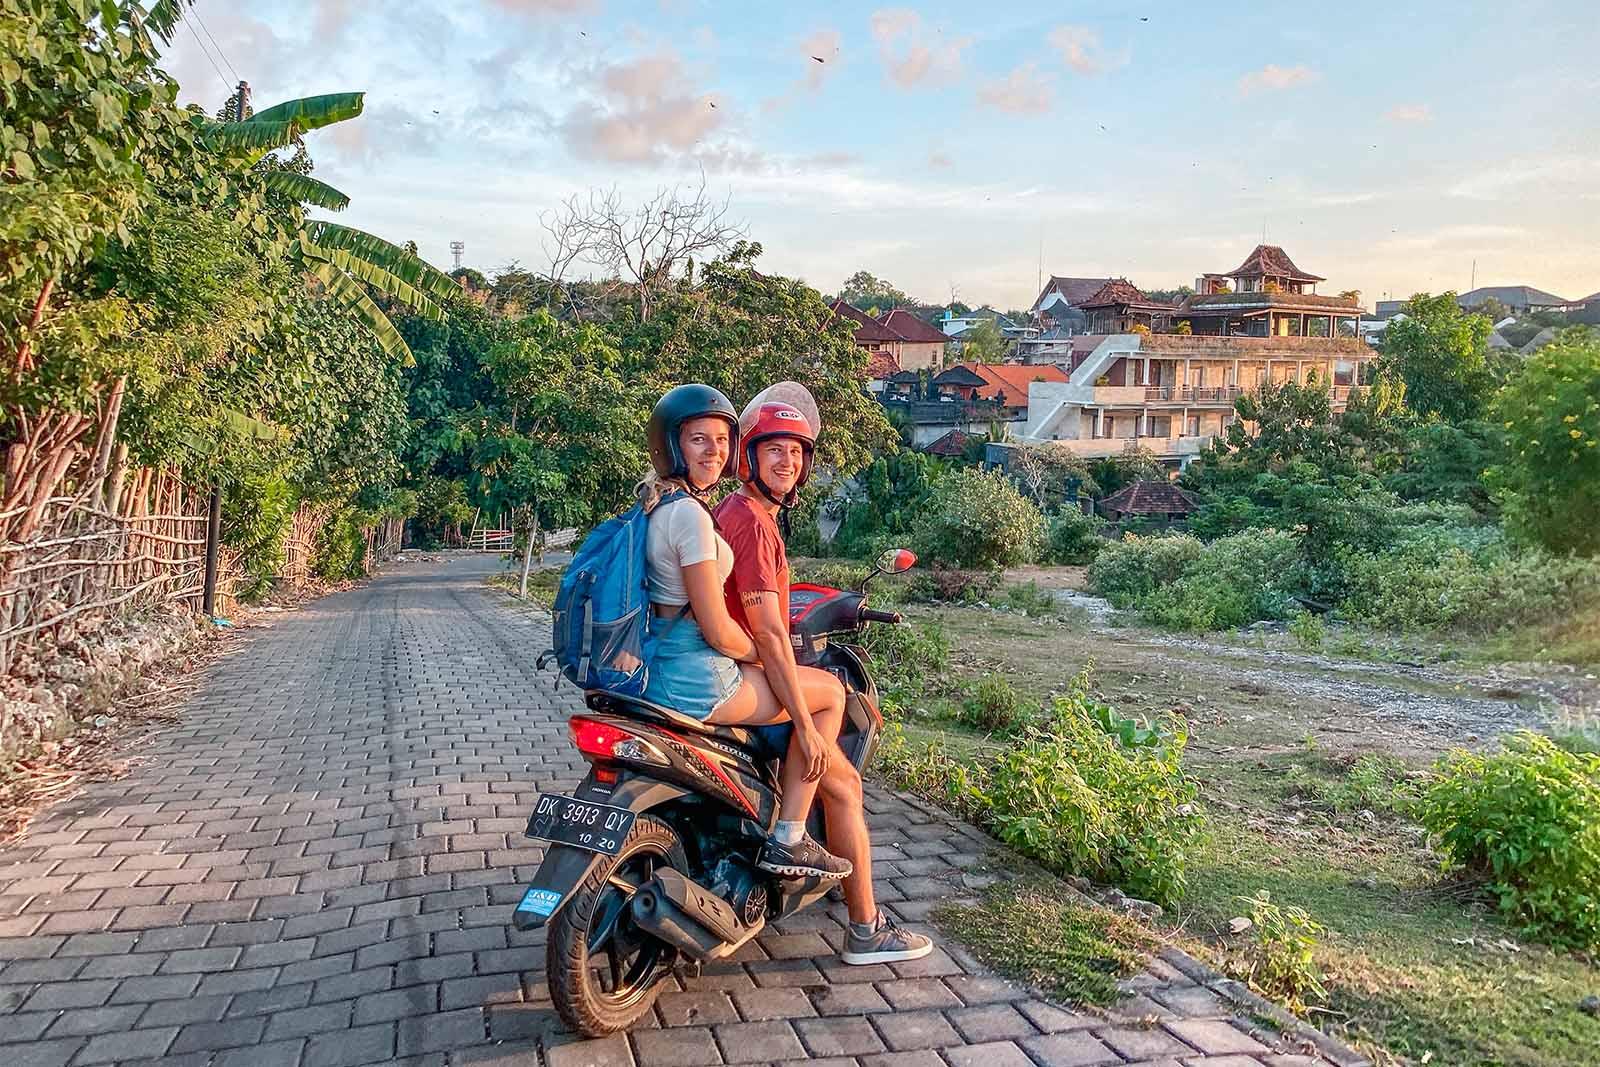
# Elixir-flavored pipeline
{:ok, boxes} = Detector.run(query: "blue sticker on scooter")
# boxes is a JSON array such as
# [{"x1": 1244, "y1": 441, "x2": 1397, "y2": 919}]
[{"x1": 517, "y1": 888, "x2": 563, "y2": 916}]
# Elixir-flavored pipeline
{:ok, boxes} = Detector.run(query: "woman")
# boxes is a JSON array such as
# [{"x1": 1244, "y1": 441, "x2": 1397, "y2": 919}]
[{"x1": 640, "y1": 384, "x2": 852, "y2": 880}]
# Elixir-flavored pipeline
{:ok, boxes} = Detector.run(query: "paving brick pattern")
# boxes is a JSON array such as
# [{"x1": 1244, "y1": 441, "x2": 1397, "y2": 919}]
[{"x1": 0, "y1": 556, "x2": 1369, "y2": 1066}]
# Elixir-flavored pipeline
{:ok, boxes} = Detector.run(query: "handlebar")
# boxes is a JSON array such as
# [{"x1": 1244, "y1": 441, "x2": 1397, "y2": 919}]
[{"x1": 859, "y1": 607, "x2": 903, "y2": 625}]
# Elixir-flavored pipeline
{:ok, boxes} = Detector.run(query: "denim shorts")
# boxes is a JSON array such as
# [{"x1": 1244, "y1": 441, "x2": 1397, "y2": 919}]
[{"x1": 642, "y1": 611, "x2": 743, "y2": 719}]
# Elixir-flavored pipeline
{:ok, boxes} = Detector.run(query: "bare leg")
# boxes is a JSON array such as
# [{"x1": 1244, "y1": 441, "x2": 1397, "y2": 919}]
[
  {"x1": 817, "y1": 753, "x2": 875, "y2": 925},
  {"x1": 709, "y1": 664, "x2": 846, "y2": 826}
]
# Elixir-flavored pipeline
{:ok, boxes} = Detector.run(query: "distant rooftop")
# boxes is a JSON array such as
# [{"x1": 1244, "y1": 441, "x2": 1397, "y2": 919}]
[{"x1": 1458, "y1": 285, "x2": 1572, "y2": 308}]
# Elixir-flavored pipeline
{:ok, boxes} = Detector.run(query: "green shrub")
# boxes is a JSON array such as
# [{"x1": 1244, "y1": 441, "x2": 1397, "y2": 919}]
[
  {"x1": 861, "y1": 619, "x2": 951, "y2": 707},
  {"x1": 1339, "y1": 530, "x2": 1600, "y2": 633},
  {"x1": 1419, "y1": 732, "x2": 1600, "y2": 949},
  {"x1": 1087, "y1": 533, "x2": 1203, "y2": 608},
  {"x1": 906, "y1": 567, "x2": 1000, "y2": 605},
  {"x1": 1287, "y1": 754, "x2": 1420, "y2": 817},
  {"x1": 958, "y1": 677, "x2": 1033, "y2": 733},
  {"x1": 912, "y1": 467, "x2": 1046, "y2": 570},
  {"x1": 1225, "y1": 890, "x2": 1327, "y2": 1016},
  {"x1": 224, "y1": 474, "x2": 297, "y2": 600},
  {"x1": 878, "y1": 670, "x2": 1204, "y2": 905},
  {"x1": 312, "y1": 506, "x2": 367, "y2": 580},
  {"x1": 1137, "y1": 529, "x2": 1301, "y2": 632},
  {"x1": 1288, "y1": 610, "x2": 1325, "y2": 651},
  {"x1": 1044, "y1": 506, "x2": 1103, "y2": 565}
]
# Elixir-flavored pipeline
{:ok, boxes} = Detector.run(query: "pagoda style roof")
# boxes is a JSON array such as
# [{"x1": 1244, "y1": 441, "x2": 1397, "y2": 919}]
[
  {"x1": 932, "y1": 365, "x2": 988, "y2": 387},
  {"x1": 923, "y1": 428, "x2": 975, "y2": 457},
  {"x1": 1225, "y1": 245, "x2": 1324, "y2": 284},
  {"x1": 1079, "y1": 279, "x2": 1175, "y2": 310},
  {"x1": 1032, "y1": 275, "x2": 1117, "y2": 311},
  {"x1": 1100, "y1": 480, "x2": 1197, "y2": 516}
]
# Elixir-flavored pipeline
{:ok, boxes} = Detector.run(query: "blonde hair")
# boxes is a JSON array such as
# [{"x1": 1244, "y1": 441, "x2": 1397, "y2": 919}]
[{"x1": 636, "y1": 472, "x2": 694, "y2": 515}]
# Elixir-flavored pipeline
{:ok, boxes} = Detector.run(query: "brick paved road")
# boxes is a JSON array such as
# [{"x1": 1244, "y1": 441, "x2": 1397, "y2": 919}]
[{"x1": 0, "y1": 556, "x2": 1366, "y2": 1067}]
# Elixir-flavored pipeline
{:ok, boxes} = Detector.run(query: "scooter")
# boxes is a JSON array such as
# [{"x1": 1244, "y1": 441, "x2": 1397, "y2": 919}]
[{"x1": 514, "y1": 549, "x2": 915, "y2": 1036}]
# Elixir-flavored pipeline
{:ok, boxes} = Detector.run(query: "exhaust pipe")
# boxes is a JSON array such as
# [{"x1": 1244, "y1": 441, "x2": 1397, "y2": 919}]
[{"x1": 630, "y1": 869, "x2": 764, "y2": 961}]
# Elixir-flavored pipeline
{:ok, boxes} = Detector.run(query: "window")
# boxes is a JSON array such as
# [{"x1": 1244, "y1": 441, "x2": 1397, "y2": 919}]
[{"x1": 1334, "y1": 359, "x2": 1355, "y2": 386}]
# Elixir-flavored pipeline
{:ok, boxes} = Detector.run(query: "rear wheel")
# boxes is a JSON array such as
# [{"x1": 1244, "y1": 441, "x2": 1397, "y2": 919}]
[{"x1": 547, "y1": 815, "x2": 685, "y2": 1036}]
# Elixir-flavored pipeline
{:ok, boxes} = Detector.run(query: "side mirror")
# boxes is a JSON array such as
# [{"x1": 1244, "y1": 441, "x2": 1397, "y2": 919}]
[{"x1": 878, "y1": 548, "x2": 917, "y2": 574}]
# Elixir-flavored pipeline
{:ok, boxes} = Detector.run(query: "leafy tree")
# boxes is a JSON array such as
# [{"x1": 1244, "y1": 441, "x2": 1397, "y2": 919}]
[
  {"x1": 960, "y1": 318, "x2": 1006, "y2": 362},
  {"x1": 836, "y1": 270, "x2": 914, "y2": 312},
  {"x1": 1090, "y1": 444, "x2": 1164, "y2": 497},
  {"x1": 1379, "y1": 293, "x2": 1497, "y2": 423},
  {"x1": 1487, "y1": 332, "x2": 1600, "y2": 555},
  {"x1": 833, "y1": 451, "x2": 946, "y2": 558},
  {"x1": 1012, "y1": 443, "x2": 1098, "y2": 507}
]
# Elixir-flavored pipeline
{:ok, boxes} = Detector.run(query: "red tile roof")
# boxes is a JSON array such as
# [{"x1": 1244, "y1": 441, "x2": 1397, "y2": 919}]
[
  {"x1": 924, "y1": 429, "x2": 974, "y2": 457},
  {"x1": 953, "y1": 362, "x2": 1069, "y2": 403},
  {"x1": 1079, "y1": 279, "x2": 1173, "y2": 310},
  {"x1": 865, "y1": 349, "x2": 900, "y2": 379},
  {"x1": 1225, "y1": 245, "x2": 1324, "y2": 283},
  {"x1": 1033, "y1": 275, "x2": 1116, "y2": 309},
  {"x1": 1099, "y1": 480, "x2": 1197, "y2": 516},
  {"x1": 879, "y1": 308, "x2": 948, "y2": 344},
  {"x1": 828, "y1": 299, "x2": 903, "y2": 342}
]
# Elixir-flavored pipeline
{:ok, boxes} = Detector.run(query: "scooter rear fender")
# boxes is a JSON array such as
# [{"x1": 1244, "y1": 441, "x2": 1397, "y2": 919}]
[{"x1": 511, "y1": 773, "x2": 691, "y2": 931}]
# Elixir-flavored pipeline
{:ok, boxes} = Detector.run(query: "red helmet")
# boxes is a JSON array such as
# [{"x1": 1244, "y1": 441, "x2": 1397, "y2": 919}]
[{"x1": 739, "y1": 402, "x2": 815, "y2": 506}]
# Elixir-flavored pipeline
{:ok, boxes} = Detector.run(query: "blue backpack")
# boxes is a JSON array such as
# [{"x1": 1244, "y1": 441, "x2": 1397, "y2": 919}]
[{"x1": 546, "y1": 491, "x2": 696, "y2": 696}]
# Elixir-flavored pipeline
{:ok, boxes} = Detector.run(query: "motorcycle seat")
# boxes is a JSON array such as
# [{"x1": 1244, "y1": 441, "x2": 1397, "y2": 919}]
[{"x1": 583, "y1": 691, "x2": 783, "y2": 758}]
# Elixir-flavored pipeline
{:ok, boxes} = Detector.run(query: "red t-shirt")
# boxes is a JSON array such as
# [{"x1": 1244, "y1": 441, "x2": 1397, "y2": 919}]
[{"x1": 713, "y1": 491, "x2": 789, "y2": 637}]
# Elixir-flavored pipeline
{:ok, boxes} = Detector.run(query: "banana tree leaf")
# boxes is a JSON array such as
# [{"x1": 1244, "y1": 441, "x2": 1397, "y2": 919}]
[
  {"x1": 301, "y1": 241, "x2": 443, "y2": 321},
  {"x1": 200, "y1": 120, "x2": 300, "y2": 153},
  {"x1": 264, "y1": 171, "x2": 351, "y2": 211},
  {"x1": 141, "y1": 0, "x2": 194, "y2": 46},
  {"x1": 303, "y1": 221, "x2": 460, "y2": 305},
  {"x1": 311, "y1": 261, "x2": 416, "y2": 366},
  {"x1": 248, "y1": 93, "x2": 365, "y2": 133},
  {"x1": 218, "y1": 407, "x2": 285, "y2": 442}
]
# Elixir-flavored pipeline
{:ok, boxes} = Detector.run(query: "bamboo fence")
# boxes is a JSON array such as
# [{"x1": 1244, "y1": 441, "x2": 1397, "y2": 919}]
[{"x1": 0, "y1": 467, "x2": 231, "y2": 679}]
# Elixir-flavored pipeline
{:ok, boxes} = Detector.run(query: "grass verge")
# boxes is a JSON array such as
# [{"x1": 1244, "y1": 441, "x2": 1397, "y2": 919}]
[{"x1": 933, "y1": 878, "x2": 1152, "y2": 1007}]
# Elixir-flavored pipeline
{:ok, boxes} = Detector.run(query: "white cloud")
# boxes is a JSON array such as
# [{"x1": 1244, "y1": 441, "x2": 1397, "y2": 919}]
[
  {"x1": 486, "y1": 0, "x2": 596, "y2": 15},
  {"x1": 1448, "y1": 157, "x2": 1600, "y2": 200},
  {"x1": 976, "y1": 63, "x2": 1053, "y2": 115},
  {"x1": 558, "y1": 51, "x2": 732, "y2": 166},
  {"x1": 1385, "y1": 103, "x2": 1433, "y2": 123},
  {"x1": 1237, "y1": 64, "x2": 1318, "y2": 96},
  {"x1": 1048, "y1": 25, "x2": 1118, "y2": 75},
  {"x1": 869, "y1": 8, "x2": 968, "y2": 90}
]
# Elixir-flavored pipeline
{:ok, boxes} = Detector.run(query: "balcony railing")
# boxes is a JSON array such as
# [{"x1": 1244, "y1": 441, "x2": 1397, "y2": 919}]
[{"x1": 1131, "y1": 383, "x2": 1359, "y2": 404}]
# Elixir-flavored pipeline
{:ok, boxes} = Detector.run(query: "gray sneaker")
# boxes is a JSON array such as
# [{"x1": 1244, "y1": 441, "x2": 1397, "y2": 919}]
[
  {"x1": 841, "y1": 910, "x2": 934, "y2": 965},
  {"x1": 757, "y1": 833, "x2": 853, "y2": 880}
]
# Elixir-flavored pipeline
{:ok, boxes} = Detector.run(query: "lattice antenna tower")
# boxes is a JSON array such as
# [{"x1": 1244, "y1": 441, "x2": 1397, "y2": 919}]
[{"x1": 450, "y1": 241, "x2": 465, "y2": 270}]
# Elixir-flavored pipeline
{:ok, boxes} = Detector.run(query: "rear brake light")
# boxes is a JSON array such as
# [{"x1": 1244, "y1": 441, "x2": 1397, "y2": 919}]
[{"x1": 568, "y1": 717, "x2": 669, "y2": 766}]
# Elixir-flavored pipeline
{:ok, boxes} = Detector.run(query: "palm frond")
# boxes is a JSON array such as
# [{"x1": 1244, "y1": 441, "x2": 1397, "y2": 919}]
[
  {"x1": 142, "y1": 0, "x2": 194, "y2": 46},
  {"x1": 200, "y1": 119, "x2": 299, "y2": 153},
  {"x1": 304, "y1": 221, "x2": 460, "y2": 305},
  {"x1": 311, "y1": 262, "x2": 415, "y2": 366},
  {"x1": 301, "y1": 241, "x2": 442, "y2": 321},
  {"x1": 248, "y1": 94, "x2": 365, "y2": 133},
  {"x1": 263, "y1": 171, "x2": 351, "y2": 211}
]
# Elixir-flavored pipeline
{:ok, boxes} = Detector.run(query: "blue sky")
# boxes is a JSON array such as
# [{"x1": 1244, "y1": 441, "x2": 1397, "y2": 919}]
[{"x1": 164, "y1": 1, "x2": 1600, "y2": 309}]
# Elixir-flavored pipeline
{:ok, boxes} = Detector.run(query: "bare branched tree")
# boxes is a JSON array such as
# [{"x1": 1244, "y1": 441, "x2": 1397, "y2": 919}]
[{"x1": 540, "y1": 175, "x2": 745, "y2": 322}]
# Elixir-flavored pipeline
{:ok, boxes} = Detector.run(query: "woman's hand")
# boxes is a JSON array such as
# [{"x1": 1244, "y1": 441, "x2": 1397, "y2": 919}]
[{"x1": 791, "y1": 720, "x2": 831, "y2": 783}]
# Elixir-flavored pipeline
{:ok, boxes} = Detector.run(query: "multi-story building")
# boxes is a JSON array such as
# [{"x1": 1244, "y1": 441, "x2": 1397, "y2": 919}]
[
  {"x1": 830, "y1": 300, "x2": 945, "y2": 379},
  {"x1": 1018, "y1": 245, "x2": 1373, "y2": 464}
]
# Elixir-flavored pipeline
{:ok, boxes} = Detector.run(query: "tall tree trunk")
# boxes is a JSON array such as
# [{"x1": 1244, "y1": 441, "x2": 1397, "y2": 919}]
[{"x1": 518, "y1": 502, "x2": 539, "y2": 598}]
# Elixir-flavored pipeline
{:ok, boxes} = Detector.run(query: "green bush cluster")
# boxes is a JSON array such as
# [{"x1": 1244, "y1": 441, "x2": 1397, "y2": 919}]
[
  {"x1": 957, "y1": 677, "x2": 1033, "y2": 733},
  {"x1": 1338, "y1": 530, "x2": 1600, "y2": 633},
  {"x1": 880, "y1": 671, "x2": 1204, "y2": 906},
  {"x1": 1419, "y1": 732, "x2": 1600, "y2": 949},
  {"x1": 860, "y1": 618, "x2": 951, "y2": 708},
  {"x1": 1043, "y1": 505, "x2": 1104, "y2": 565},
  {"x1": 904, "y1": 567, "x2": 1000, "y2": 605},
  {"x1": 1089, "y1": 530, "x2": 1301, "y2": 632},
  {"x1": 911, "y1": 467, "x2": 1046, "y2": 570}
]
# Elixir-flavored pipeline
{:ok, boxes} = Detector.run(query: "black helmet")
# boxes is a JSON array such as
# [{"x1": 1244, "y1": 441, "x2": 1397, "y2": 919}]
[{"x1": 647, "y1": 384, "x2": 739, "y2": 482}]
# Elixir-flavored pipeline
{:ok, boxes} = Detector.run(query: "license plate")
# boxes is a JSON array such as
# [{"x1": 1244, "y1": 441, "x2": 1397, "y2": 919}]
[{"x1": 525, "y1": 793, "x2": 636, "y2": 855}]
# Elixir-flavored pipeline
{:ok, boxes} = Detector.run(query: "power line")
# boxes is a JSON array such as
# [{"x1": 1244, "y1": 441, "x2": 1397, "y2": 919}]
[
  {"x1": 183, "y1": 13, "x2": 232, "y2": 96},
  {"x1": 191, "y1": 9, "x2": 241, "y2": 85}
]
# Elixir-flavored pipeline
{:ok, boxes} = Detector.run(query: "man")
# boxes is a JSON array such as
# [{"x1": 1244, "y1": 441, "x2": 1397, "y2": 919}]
[{"x1": 715, "y1": 396, "x2": 934, "y2": 965}]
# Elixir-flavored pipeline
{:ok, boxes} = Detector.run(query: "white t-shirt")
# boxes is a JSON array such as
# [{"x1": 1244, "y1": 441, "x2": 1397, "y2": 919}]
[{"x1": 645, "y1": 495, "x2": 734, "y2": 607}]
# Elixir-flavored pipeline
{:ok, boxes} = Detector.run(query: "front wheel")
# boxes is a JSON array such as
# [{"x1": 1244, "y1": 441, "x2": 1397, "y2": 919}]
[{"x1": 547, "y1": 814, "x2": 685, "y2": 1036}]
